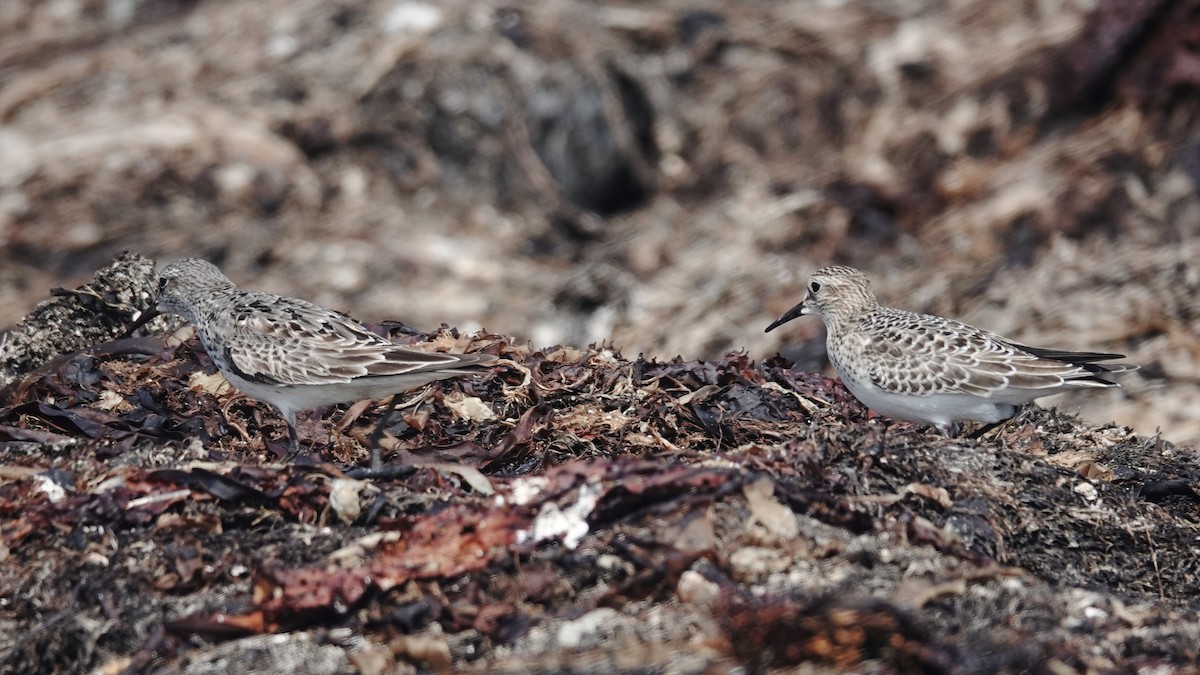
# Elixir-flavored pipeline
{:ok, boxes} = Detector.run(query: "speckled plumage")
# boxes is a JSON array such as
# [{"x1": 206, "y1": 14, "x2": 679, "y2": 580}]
[
  {"x1": 766, "y1": 266, "x2": 1135, "y2": 429},
  {"x1": 154, "y1": 258, "x2": 496, "y2": 456}
]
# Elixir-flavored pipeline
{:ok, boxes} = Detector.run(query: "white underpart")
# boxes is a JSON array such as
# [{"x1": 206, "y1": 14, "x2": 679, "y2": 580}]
[
  {"x1": 221, "y1": 368, "x2": 472, "y2": 428},
  {"x1": 837, "y1": 376, "x2": 1015, "y2": 427}
]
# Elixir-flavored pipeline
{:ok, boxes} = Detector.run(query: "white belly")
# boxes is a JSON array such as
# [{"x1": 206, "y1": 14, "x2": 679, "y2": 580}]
[
  {"x1": 221, "y1": 369, "x2": 466, "y2": 425},
  {"x1": 840, "y1": 376, "x2": 1016, "y2": 427}
]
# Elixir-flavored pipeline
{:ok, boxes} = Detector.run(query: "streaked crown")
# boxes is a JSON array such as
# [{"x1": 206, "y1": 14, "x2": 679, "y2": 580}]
[
  {"x1": 156, "y1": 258, "x2": 237, "y2": 322},
  {"x1": 802, "y1": 265, "x2": 879, "y2": 326}
]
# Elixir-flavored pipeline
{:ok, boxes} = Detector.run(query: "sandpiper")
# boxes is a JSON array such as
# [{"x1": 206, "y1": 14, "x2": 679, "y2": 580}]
[
  {"x1": 134, "y1": 258, "x2": 496, "y2": 461},
  {"x1": 765, "y1": 265, "x2": 1135, "y2": 433}
]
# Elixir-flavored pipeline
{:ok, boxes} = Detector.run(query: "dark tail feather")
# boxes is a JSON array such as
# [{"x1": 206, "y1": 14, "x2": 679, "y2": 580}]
[
  {"x1": 1013, "y1": 344, "x2": 1126, "y2": 363},
  {"x1": 1011, "y1": 343, "x2": 1138, "y2": 380}
]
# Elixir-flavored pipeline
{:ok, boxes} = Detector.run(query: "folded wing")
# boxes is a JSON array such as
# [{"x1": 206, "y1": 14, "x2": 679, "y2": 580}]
[
  {"x1": 862, "y1": 311, "x2": 1135, "y2": 402},
  {"x1": 220, "y1": 294, "x2": 493, "y2": 387}
]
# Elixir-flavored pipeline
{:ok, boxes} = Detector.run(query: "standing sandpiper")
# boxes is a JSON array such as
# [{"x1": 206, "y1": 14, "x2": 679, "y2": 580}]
[
  {"x1": 135, "y1": 258, "x2": 497, "y2": 461},
  {"x1": 765, "y1": 265, "x2": 1135, "y2": 433}
]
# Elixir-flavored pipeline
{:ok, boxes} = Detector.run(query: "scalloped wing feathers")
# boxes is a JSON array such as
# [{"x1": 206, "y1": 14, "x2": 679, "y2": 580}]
[
  {"x1": 208, "y1": 292, "x2": 492, "y2": 388},
  {"x1": 853, "y1": 309, "x2": 1127, "y2": 402}
]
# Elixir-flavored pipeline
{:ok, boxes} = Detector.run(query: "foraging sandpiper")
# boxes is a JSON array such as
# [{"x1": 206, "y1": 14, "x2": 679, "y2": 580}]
[{"x1": 138, "y1": 258, "x2": 496, "y2": 461}]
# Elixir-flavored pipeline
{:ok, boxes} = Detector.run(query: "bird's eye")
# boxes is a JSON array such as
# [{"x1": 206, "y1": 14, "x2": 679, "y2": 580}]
[
  {"x1": 158, "y1": 278, "x2": 168, "y2": 293},
  {"x1": 809, "y1": 281, "x2": 821, "y2": 293}
]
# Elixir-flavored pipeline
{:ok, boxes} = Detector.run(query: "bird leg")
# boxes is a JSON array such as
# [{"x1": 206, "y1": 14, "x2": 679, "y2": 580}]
[
  {"x1": 282, "y1": 423, "x2": 302, "y2": 461},
  {"x1": 365, "y1": 388, "x2": 436, "y2": 469},
  {"x1": 967, "y1": 420, "x2": 1006, "y2": 440},
  {"x1": 366, "y1": 394, "x2": 403, "y2": 470},
  {"x1": 968, "y1": 407, "x2": 1033, "y2": 441}
]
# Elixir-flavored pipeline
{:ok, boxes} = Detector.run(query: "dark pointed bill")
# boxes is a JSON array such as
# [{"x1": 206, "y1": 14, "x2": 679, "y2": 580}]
[
  {"x1": 764, "y1": 301, "x2": 806, "y2": 333},
  {"x1": 119, "y1": 307, "x2": 161, "y2": 339}
]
